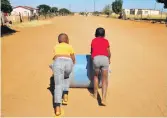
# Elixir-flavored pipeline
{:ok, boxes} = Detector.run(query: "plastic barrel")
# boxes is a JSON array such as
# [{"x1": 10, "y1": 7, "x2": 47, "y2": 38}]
[
  {"x1": 49, "y1": 54, "x2": 111, "y2": 88},
  {"x1": 70, "y1": 54, "x2": 111, "y2": 88}
]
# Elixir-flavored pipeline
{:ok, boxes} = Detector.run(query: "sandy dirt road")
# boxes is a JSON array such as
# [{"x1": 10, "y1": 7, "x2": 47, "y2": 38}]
[{"x1": 1, "y1": 16, "x2": 167, "y2": 117}]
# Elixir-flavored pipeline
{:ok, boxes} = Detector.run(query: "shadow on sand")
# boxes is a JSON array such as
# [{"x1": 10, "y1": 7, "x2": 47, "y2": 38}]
[
  {"x1": 87, "y1": 88, "x2": 103, "y2": 106},
  {"x1": 1, "y1": 25, "x2": 18, "y2": 37},
  {"x1": 86, "y1": 55, "x2": 104, "y2": 106},
  {"x1": 47, "y1": 75, "x2": 55, "y2": 108},
  {"x1": 47, "y1": 75, "x2": 67, "y2": 108}
]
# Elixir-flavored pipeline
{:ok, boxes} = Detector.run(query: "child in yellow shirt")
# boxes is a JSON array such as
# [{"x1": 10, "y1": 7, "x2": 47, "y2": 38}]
[{"x1": 50, "y1": 33, "x2": 75, "y2": 116}]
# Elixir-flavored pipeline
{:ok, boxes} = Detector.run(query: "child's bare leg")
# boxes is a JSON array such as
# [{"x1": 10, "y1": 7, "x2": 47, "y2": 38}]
[
  {"x1": 101, "y1": 69, "x2": 108, "y2": 105},
  {"x1": 94, "y1": 70, "x2": 99, "y2": 98}
]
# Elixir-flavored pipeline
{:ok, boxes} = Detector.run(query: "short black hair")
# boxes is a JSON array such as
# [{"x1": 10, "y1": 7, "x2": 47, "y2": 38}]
[
  {"x1": 58, "y1": 33, "x2": 68, "y2": 43},
  {"x1": 95, "y1": 27, "x2": 105, "y2": 37}
]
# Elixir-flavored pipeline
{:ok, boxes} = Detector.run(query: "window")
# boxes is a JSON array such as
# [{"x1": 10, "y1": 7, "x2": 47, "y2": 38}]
[
  {"x1": 130, "y1": 9, "x2": 135, "y2": 15},
  {"x1": 137, "y1": 10, "x2": 142, "y2": 15},
  {"x1": 24, "y1": 11, "x2": 28, "y2": 16},
  {"x1": 145, "y1": 11, "x2": 148, "y2": 14}
]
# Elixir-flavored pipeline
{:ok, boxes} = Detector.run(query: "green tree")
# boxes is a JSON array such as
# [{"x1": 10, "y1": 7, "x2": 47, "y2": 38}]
[
  {"x1": 37, "y1": 4, "x2": 51, "y2": 15},
  {"x1": 80, "y1": 12, "x2": 84, "y2": 15},
  {"x1": 1, "y1": 0, "x2": 13, "y2": 13},
  {"x1": 112, "y1": 0, "x2": 123, "y2": 14},
  {"x1": 59, "y1": 8, "x2": 71, "y2": 15},
  {"x1": 93, "y1": 11, "x2": 101, "y2": 16},
  {"x1": 51, "y1": 7, "x2": 58, "y2": 13},
  {"x1": 103, "y1": 4, "x2": 112, "y2": 16},
  {"x1": 156, "y1": 0, "x2": 167, "y2": 8}
]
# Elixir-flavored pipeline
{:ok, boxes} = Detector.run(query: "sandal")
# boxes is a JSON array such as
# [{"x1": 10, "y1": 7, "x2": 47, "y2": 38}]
[{"x1": 62, "y1": 94, "x2": 68, "y2": 105}]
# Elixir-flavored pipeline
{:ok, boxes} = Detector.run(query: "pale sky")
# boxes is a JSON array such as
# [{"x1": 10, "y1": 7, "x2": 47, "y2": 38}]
[{"x1": 10, "y1": 0, "x2": 167, "y2": 12}]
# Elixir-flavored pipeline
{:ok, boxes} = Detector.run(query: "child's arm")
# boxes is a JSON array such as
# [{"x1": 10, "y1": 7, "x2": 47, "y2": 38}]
[
  {"x1": 52, "y1": 56, "x2": 56, "y2": 60},
  {"x1": 106, "y1": 40, "x2": 111, "y2": 64},
  {"x1": 90, "y1": 47, "x2": 93, "y2": 54},
  {"x1": 70, "y1": 46, "x2": 76, "y2": 64},
  {"x1": 107, "y1": 48, "x2": 111, "y2": 64},
  {"x1": 90, "y1": 40, "x2": 93, "y2": 55},
  {"x1": 53, "y1": 47, "x2": 56, "y2": 60},
  {"x1": 70, "y1": 53, "x2": 76, "y2": 64}
]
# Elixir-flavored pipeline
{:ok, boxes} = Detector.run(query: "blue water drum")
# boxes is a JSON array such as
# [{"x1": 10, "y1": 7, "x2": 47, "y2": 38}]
[{"x1": 70, "y1": 54, "x2": 111, "y2": 88}]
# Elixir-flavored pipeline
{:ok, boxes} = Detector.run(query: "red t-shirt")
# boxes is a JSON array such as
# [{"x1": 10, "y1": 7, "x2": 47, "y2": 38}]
[{"x1": 91, "y1": 37, "x2": 110, "y2": 58}]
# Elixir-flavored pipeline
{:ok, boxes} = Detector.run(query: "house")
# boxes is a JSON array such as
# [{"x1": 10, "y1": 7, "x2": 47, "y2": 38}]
[
  {"x1": 123, "y1": 9, "x2": 130, "y2": 15},
  {"x1": 11, "y1": 6, "x2": 38, "y2": 16},
  {"x1": 74, "y1": 13, "x2": 79, "y2": 15},
  {"x1": 123, "y1": 9, "x2": 160, "y2": 16}
]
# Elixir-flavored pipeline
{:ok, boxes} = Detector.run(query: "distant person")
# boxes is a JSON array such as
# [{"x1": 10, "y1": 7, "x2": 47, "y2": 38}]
[
  {"x1": 50, "y1": 33, "x2": 75, "y2": 116},
  {"x1": 91, "y1": 27, "x2": 111, "y2": 106}
]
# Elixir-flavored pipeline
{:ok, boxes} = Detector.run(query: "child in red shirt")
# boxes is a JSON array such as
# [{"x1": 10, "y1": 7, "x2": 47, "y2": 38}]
[{"x1": 91, "y1": 27, "x2": 111, "y2": 106}]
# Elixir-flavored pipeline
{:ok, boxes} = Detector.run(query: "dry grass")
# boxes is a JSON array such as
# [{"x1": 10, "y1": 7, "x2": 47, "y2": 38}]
[{"x1": 14, "y1": 20, "x2": 52, "y2": 28}]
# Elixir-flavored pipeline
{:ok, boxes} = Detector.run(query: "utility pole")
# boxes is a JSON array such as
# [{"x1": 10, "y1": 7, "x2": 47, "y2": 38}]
[
  {"x1": 69, "y1": 4, "x2": 71, "y2": 11},
  {"x1": 154, "y1": 2, "x2": 157, "y2": 10},
  {"x1": 161, "y1": 8, "x2": 163, "y2": 19},
  {"x1": 94, "y1": 0, "x2": 96, "y2": 12}
]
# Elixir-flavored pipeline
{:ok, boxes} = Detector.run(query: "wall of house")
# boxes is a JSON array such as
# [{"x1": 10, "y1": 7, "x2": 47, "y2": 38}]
[
  {"x1": 142, "y1": 10, "x2": 160, "y2": 16},
  {"x1": 123, "y1": 9, "x2": 130, "y2": 15},
  {"x1": 142, "y1": 10, "x2": 150, "y2": 16},
  {"x1": 7, "y1": 15, "x2": 21, "y2": 23},
  {"x1": 150, "y1": 10, "x2": 160, "y2": 15},
  {"x1": 129, "y1": 9, "x2": 137, "y2": 15},
  {"x1": 11, "y1": 7, "x2": 32, "y2": 16},
  {"x1": 129, "y1": 9, "x2": 160, "y2": 16},
  {"x1": 135, "y1": 9, "x2": 139, "y2": 15},
  {"x1": 33, "y1": 9, "x2": 38, "y2": 15}
]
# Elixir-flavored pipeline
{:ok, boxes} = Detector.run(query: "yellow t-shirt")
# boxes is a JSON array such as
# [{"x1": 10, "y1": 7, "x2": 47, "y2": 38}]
[{"x1": 54, "y1": 43, "x2": 74, "y2": 56}]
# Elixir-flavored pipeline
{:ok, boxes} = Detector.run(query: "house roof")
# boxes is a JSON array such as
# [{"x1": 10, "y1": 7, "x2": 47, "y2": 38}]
[{"x1": 13, "y1": 6, "x2": 38, "y2": 10}]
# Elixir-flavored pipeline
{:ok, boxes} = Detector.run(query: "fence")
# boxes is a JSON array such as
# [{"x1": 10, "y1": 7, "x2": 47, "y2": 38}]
[
  {"x1": 7, "y1": 15, "x2": 39, "y2": 24},
  {"x1": 7, "y1": 15, "x2": 20, "y2": 24},
  {"x1": 125, "y1": 14, "x2": 167, "y2": 20},
  {"x1": 1, "y1": 12, "x2": 56, "y2": 26}
]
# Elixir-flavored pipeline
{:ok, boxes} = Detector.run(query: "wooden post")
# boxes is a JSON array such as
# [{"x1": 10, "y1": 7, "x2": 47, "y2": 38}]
[
  {"x1": 28, "y1": 12, "x2": 30, "y2": 21},
  {"x1": 19, "y1": 12, "x2": 22, "y2": 22},
  {"x1": 1, "y1": 12, "x2": 4, "y2": 26},
  {"x1": 141, "y1": 10, "x2": 143, "y2": 20},
  {"x1": 161, "y1": 8, "x2": 163, "y2": 19},
  {"x1": 1, "y1": 17, "x2": 3, "y2": 26},
  {"x1": 166, "y1": 14, "x2": 167, "y2": 27}
]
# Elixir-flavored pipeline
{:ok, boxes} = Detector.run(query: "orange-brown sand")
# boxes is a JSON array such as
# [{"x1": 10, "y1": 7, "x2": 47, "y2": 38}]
[{"x1": 1, "y1": 16, "x2": 167, "y2": 117}]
